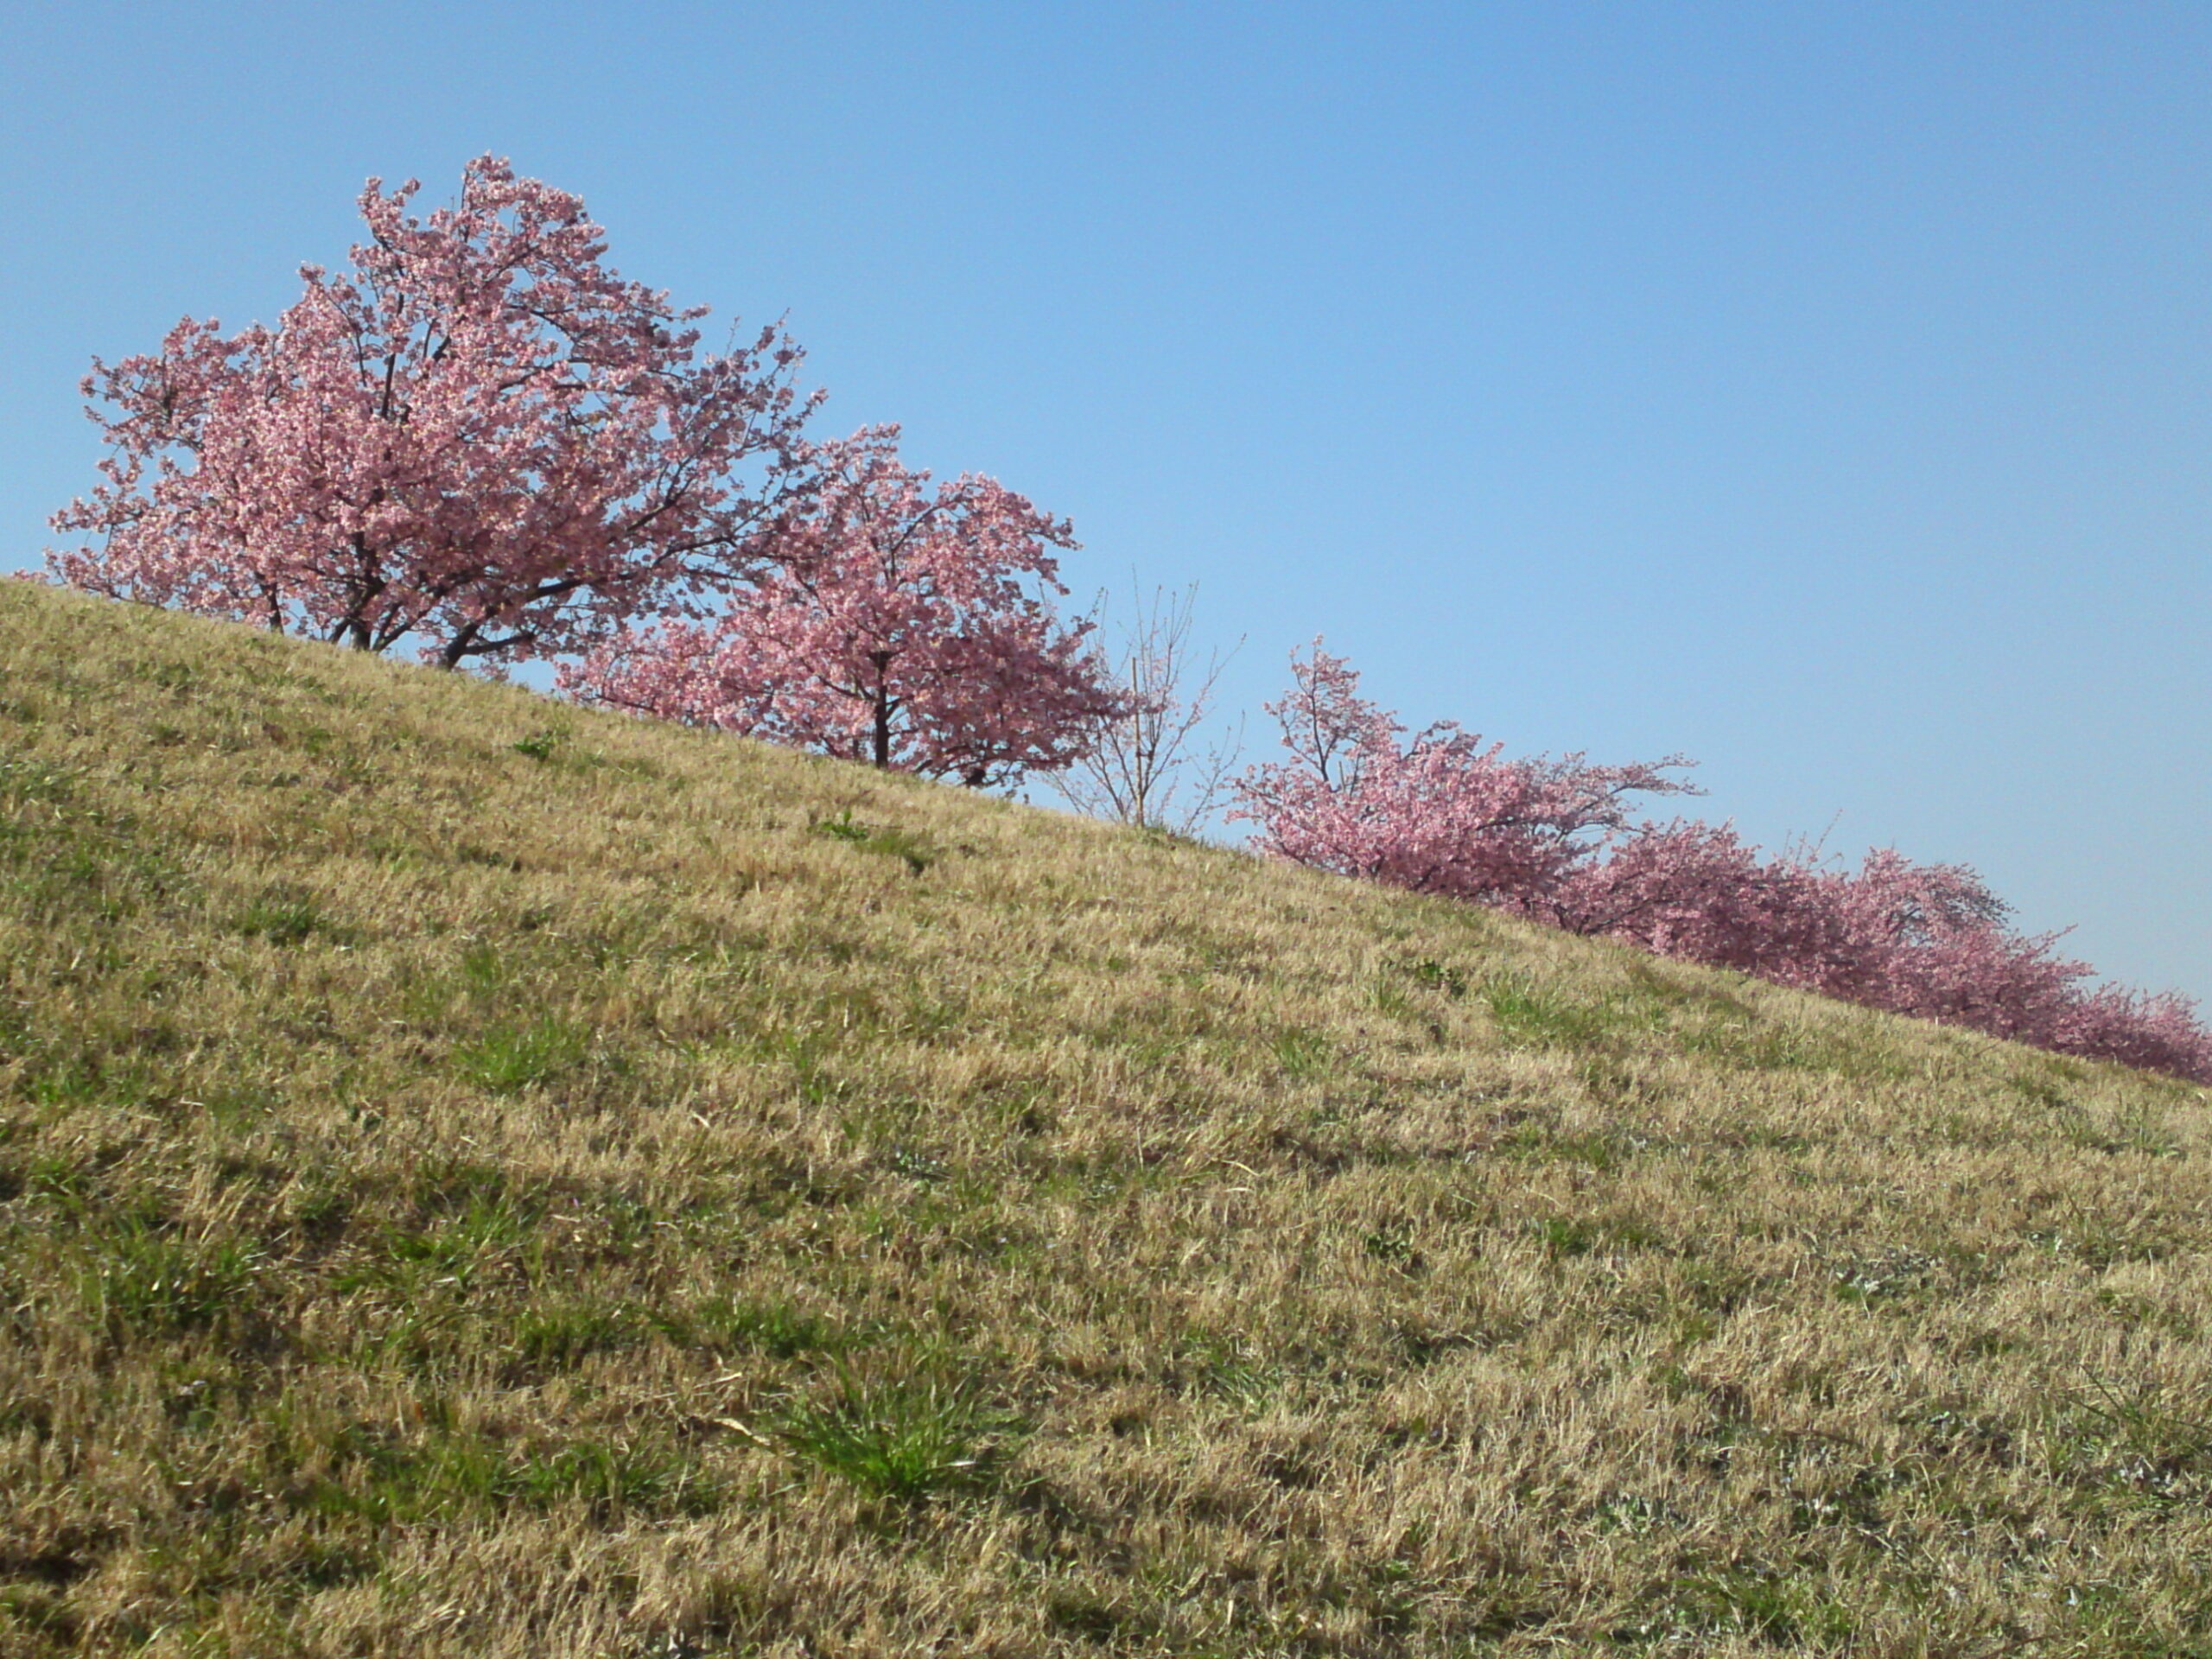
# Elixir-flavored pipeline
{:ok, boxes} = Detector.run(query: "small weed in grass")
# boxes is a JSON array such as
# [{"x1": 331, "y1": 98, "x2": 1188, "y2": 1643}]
[
  {"x1": 1182, "y1": 1338, "x2": 1279, "y2": 1414},
  {"x1": 1676, "y1": 1014, "x2": 1865, "y2": 1075},
  {"x1": 2067, "y1": 1099, "x2": 2180, "y2": 1159},
  {"x1": 1530, "y1": 1216, "x2": 1599, "y2": 1258},
  {"x1": 288, "y1": 1181, "x2": 351, "y2": 1240},
  {"x1": 512, "y1": 729, "x2": 564, "y2": 761},
  {"x1": 1527, "y1": 1211, "x2": 1667, "y2": 1260},
  {"x1": 0, "y1": 1584, "x2": 78, "y2": 1645},
  {"x1": 236, "y1": 885, "x2": 348, "y2": 946},
  {"x1": 1271, "y1": 1027, "x2": 1334, "y2": 1079},
  {"x1": 1361, "y1": 1227, "x2": 1421, "y2": 1268},
  {"x1": 454, "y1": 1015, "x2": 588, "y2": 1094},
  {"x1": 774, "y1": 1371, "x2": 1022, "y2": 1502},
  {"x1": 1367, "y1": 975, "x2": 1414, "y2": 1020},
  {"x1": 683, "y1": 1294, "x2": 866, "y2": 1359},
  {"x1": 864, "y1": 823, "x2": 935, "y2": 874},
  {"x1": 512, "y1": 1300, "x2": 644, "y2": 1368},
  {"x1": 884, "y1": 1145, "x2": 950, "y2": 1183},
  {"x1": 1407, "y1": 959, "x2": 1467, "y2": 998},
  {"x1": 22, "y1": 1054, "x2": 105, "y2": 1110},
  {"x1": 200, "y1": 1081, "x2": 279, "y2": 1127},
  {"x1": 86, "y1": 1228, "x2": 261, "y2": 1335},
  {"x1": 19, "y1": 1151, "x2": 96, "y2": 1209},
  {"x1": 2062, "y1": 1370, "x2": 2212, "y2": 1489},
  {"x1": 1046, "y1": 1592, "x2": 1156, "y2": 1644},
  {"x1": 458, "y1": 938, "x2": 506, "y2": 991},
  {"x1": 0, "y1": 757, "x2": 75, "y2": 804},
  {"x1": 2026, "y1": 1204, "x2": 2179, "y2": 1269},
  {"x1": 1497, "y1": 1119, "x2": 1635, "y2": 1171},
  {"x1": 752, "y1": 1024, "x2": 842, "y2": 1106},
  {"x1": 1482, "y1": 973, "x2": 1609, "y2": 1048},
  {"x1": 509, "y1": 1439, "x2": 714, "y2": 1518},
  {"x1": 1832, "y1": 1249, "x2": 1939, "y2": 1306},
  {"x1": 810, "y1": 810, "x2": 933, "y2": 874},
  {"x1": 1593, "y1": 1492, "x2": 1690, "y2": 1535},
  {"x1": 1619, "y1": 1566, "x2": 1856, "y2": 1645},
  {"x1": 311, "y1": 1421, "x2": 714, "y2": 1524},
  {"x1": 347, "y1": 1196, "x2": 533, "y2": 1295}
]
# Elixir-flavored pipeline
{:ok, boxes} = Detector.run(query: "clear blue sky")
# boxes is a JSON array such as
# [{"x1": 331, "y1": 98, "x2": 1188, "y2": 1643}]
[{"x1": 4, "y1": 1, "x2": 2206, "y2": 1007}]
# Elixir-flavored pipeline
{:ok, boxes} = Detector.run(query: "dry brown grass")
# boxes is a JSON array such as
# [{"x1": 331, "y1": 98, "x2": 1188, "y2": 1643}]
[{"x1": 2, "y1": 581, "x2": 2210, "y2": 1657}]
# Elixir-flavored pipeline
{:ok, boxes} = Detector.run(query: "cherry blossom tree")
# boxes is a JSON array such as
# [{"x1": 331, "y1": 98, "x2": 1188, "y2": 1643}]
[
  {"x1": 48, "y1": 156, "x2": 819, "y2": 669},
  {"x1": 1236, "y1": 641, "x2": 2212, "y2": 1084},
  {"x1": 1230, "y1": 641, "x2": 1696, "y2": 904},
  {"x1": 562, "y1": 431, "x2": 1127, "y2": 787}
]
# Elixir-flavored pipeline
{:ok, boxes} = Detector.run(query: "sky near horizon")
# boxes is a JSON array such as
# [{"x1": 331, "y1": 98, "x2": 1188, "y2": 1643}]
[{"x1": 3, "y1": 1, "x2": 2206, "y2": 1007}]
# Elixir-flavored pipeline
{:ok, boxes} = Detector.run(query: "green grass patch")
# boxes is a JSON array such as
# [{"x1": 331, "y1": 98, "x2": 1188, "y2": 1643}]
[{"x1": 451, "y1": 1015, "x2": 589, "y2": 1094}]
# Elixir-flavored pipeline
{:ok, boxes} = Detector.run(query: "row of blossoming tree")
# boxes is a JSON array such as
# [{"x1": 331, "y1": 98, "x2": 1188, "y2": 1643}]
[
  {"x1": 1232, "y1": 645, "x2": 2212, "y2": 1083},
  {"x1": 45, "y1": 158, "x2": 2212, "y2": 1084}
]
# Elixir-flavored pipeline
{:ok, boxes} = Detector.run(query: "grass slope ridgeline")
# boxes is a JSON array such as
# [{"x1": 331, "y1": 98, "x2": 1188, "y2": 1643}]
[{"x1": 2, "y1": 581, "x2": 2209, "y2": 1659}]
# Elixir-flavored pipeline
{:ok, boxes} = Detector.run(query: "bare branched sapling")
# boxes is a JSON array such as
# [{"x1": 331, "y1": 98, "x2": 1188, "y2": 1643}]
[{"x1": 1050, "y1": 582, "x2": 1243, "y2": 835}]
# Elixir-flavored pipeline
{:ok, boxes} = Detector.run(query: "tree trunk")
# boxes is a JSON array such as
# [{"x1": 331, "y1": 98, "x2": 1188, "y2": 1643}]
[{"x1": 869, "y1": 652, "x2": 893, "y2": 767}]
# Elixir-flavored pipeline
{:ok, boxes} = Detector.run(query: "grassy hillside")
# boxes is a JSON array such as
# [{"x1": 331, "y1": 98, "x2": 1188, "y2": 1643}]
[{"x1": 2, "y1": 581, "x2": 2209, "y2": 1658}]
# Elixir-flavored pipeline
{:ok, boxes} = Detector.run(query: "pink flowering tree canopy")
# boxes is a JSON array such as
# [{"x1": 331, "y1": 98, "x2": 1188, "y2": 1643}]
[
  {"x1": 48, "y1": 156, "x2": 819, "y2": 669},
  {"x1": 1236, "y1": 641, "x2": 2212, "y2": 1084},
  {"x1": 1231, "y1": 640, "x2": 1698, "y2": 905},
  {"x1": 562, "y1": 431, "x2": 1128, "y2": 787}
]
